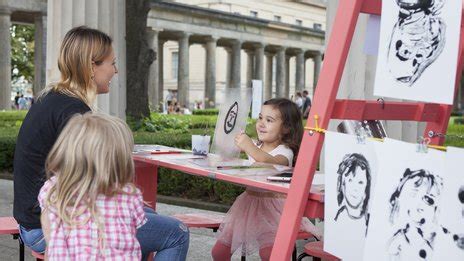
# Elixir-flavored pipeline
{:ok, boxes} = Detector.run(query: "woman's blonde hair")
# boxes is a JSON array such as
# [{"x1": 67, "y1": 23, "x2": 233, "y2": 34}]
[
  {"x1": 40, "y1": 26, "x2": 113, "y2": 108},
  {"x1": 44, "y1": 112, "x2": 135, "y2": 236}
]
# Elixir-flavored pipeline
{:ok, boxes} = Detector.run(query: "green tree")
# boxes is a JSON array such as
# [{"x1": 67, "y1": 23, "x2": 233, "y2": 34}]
[{"x1": 10, "y1": 24, "x2": 35, "y2": 83}]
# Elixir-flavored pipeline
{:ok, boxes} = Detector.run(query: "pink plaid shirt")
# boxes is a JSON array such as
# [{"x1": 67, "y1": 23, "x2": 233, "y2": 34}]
[{"x1": 38, "y1": 177, "x2": 147, "y2": 260}]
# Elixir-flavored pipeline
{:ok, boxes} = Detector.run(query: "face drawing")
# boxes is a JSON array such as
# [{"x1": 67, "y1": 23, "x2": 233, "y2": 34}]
[
  {"x1": 387, "y1": 0, "x2": 445, "y2": 86},
  {"x1": 388, "y1": 169, "x2": 443, "y2": 259},
  {"x1": 335, "y1": 153, "x2": 371, "y2": 221},
  {"x1": 224, "y1": 102, "x2": 238, "y2": 134},
  {"x1": 343, "y1": 167, "x2": 368, "y2": 209},
  {"x1": 389, "y1": 169, "x2": 442, "y2": 226}
]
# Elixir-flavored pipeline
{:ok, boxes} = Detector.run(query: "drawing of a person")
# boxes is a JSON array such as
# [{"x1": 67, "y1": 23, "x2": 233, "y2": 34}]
[
  {"x1": 335, "y1": 153, "x2": 371, "y2": 223},
  {"x1": 387, "y1": 0, "x2": 446, "y2": 86},
  {"x1": 388, "y1": 168, "x2": 443, "y2": 260}
]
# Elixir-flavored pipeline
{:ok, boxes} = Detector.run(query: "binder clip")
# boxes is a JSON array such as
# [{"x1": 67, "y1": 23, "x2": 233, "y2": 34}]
[
  {"x1": 416, "y1": 136, "x2": 430, "y2": 153},
  {"x1": 305, "y1": 114, "x2": 326, "y2": 136}
]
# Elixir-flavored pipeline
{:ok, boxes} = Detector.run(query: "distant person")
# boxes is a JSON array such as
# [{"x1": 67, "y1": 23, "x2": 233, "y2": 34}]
[
  {"x1": 18, "y1": 95, "x2": 27, "y2": 110},
  {"x1": 302, "y1": 90, "x2": 312, "y2": 119},
  {"x1": 14, "y1": 92, "x2": 20, "y2": 109},
  {"x1": 295, "y1": 92, "x2": 303, "y2": 111}
]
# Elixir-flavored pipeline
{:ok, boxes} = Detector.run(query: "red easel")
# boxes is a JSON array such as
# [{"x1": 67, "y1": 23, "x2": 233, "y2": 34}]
[{"x1": 270, "y1": 0, "x2": 464, "y2": 260}]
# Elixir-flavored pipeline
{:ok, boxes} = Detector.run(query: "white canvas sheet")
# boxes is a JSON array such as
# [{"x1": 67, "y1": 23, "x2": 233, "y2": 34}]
[
  {"x1": 210, "y1": 88, "x2": 252, "y2": 159},
  {"x1": 364, "y1": 138, "x2": 446, "y2": 261},
  {"x1": 433, "y1": 146, "x2": 464, "y2": 261},
  {"x1": 324, "y1": 131, "x2": 378, "y2": 260},
  {"x1": 374, "y1": 0, "x2": 462, "y2": 104}
]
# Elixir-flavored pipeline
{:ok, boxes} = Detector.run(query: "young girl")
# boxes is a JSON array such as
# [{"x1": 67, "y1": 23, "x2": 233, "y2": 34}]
[
  {"x1": 39, "y1": 113, "x2": 146, "y2": 260},
  {"x1": 211, "y1": 98, "x2": 305, "y2": 260}
]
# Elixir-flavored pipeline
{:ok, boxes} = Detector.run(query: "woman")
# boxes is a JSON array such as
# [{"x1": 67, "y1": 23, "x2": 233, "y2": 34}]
[{"x1": 13, "y1": 26, "x2": 189, "y2": 260}]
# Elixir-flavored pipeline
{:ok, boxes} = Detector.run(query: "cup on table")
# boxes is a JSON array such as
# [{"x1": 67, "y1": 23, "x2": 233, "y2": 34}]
[{"x1": 192, "y1": 135, "x2": 211, "y2": 156}]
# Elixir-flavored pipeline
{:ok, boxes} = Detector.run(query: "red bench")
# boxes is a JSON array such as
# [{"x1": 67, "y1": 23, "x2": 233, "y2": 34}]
[{"x1": 0, "y1": 217, "x2": 24, "y2": 261}]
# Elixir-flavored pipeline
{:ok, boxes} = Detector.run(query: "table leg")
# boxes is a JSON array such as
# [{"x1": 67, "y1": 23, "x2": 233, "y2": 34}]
[{"x1": 135, "y1": 160, "x2": 159, "y2": 211}]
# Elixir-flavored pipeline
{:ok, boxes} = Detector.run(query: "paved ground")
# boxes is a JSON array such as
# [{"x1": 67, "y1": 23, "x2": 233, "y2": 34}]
[{"x1": 0, "y1": 179, "x2": 313, "y2": 260}]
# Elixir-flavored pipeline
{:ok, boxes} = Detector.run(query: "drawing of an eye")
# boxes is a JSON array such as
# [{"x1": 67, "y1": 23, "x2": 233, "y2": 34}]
[
  {"x1": 423, "y1": 195, "x2": 435, "y2": 206},
  {"x1": 224, "y1": 102, "x2": 239, "y2": 134}
]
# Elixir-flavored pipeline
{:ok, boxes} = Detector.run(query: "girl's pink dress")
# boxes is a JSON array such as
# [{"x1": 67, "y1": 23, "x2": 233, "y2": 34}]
[{"x1": 216, "y1": 144, "x2": 295, "y2": 255}]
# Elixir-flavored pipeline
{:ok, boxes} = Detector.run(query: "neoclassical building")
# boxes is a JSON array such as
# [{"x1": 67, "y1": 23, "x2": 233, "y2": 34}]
[
  {"x1": 0, "y1": 0, "x2": 326, "y2": 115},
  {"x1": 147, "y1": 0, "x2": 326, "y2": 109},
  {"x1": 0, "y1": 0, "x2": 461, "y2": 144}
]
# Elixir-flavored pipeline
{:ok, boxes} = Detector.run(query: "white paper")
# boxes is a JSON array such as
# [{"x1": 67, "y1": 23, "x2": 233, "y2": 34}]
[
  {"x1": 210, "y1": 88, "x2": 252, "y2": 159},
  {"x1": 324, "y1": 132, "x2": 378, "y2": 260},
  {"x1": 373, "y1": 0, "x2": 461, "y2": 104},
  {"x1": 364, "y1": 15, "x2": 381, "y2": 56},
  {"x1": 364, "y1": 138, "x2": 446, "y2": 261},
  {"x1": 433, "y1": 146, "x2": 464, "y2": 261},
  {"x1": 251, "y1": 80, "x2": 263, "y2": 119}
]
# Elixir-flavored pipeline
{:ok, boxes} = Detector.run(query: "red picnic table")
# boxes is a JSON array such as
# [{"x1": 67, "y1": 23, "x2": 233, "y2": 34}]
[{"x1": 132, "y1": 144, "x2": 325, "y2": 218}]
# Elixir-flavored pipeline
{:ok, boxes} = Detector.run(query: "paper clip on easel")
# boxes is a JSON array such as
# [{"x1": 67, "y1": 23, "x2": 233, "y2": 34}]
[{"x1": 304, "y1": 115, "x2": 326, "y2": 135}]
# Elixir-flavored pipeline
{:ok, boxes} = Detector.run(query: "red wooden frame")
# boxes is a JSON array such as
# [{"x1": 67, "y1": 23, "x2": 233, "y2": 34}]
[{"x1": 270, "y1": 0, "x2": 464, "y2": 259}]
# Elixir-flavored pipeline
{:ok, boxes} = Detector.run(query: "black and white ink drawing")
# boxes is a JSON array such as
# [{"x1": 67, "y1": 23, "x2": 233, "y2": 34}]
[
  {"x1": 373, "y1": 0, "x2": 461, "y2": 104},
  {"x1": 335, "y1": 153, "x2": 371, "y2": 224},
  {"x1": 388, "y1": 168, "x2": 443, "y2": 260},
  {"x1": 210, "y1": 88, "x2": 252, "y2": 159},
  {"x1": 387, "y1": 0, "x2": 446, "y2": 86},
  {"x1": 459, "y1": 185, "x2": 464, "y2": 218},
  {"x1": 324, "y1": 132, "x2": 378, "y2": 260},
  {"x1": 224, "y1": 102, "x2": 238, "y2": 134}
]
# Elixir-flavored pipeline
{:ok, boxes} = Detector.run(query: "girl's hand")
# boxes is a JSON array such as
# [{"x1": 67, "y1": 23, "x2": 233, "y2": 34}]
[{"x1": 234, "y1": 132, "x2": 254, "y2": 152}]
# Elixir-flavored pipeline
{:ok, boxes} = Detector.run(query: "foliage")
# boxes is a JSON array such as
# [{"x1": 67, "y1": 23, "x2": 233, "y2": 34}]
[
  {"x1": 143, "y1": 114, "x2": 190, "y2": 133},
  {"x1": 192, "y1": 108, "x2": 219, "y2": 115},
  {"x1": 11, "y1": 24, "x2": 35, "y2": 83}
]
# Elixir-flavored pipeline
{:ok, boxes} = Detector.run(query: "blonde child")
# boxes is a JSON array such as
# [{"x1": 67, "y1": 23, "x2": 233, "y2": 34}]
[
  {"x1": 39, "y1": 113, "x2": 146, "y2": 260},
  {"x1": 211, "y1": 98, "x2": 306, "y2": 260}
]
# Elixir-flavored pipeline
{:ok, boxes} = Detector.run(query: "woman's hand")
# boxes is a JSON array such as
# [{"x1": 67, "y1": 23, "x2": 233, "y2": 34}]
[{"x1": 234, "y1": 131, "x2": 254, "y2": 152}]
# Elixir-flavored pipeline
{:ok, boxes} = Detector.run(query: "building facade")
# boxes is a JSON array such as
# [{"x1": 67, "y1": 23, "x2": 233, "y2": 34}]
[{"x1": 148, "y1": 0, "x2": 326, "y2": 110}]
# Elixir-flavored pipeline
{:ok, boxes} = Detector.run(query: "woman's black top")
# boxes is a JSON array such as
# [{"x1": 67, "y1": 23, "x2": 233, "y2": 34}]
[{"x1": 13, "y1": 91, "x2": 91, "y2": 229}]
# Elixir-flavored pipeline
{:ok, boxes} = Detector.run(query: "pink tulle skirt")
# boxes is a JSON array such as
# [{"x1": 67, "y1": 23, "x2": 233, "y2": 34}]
[{"x1": 216, "y1": 189, "x2": 287, "y2": 255}]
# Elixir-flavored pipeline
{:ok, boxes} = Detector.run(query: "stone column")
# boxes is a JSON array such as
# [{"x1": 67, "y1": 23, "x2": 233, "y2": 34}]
[
  {"x1": 246, "y1": 49, "x2": 254, "y2": 88},
  {"x1": 295, "y1": 50, "x2": 305, "y2": 92},
  {"x1": 230, "y1": 40, "x2": 241, "y2": 88},
  {"x1": 313, "y1": 51, "x2": 322, "y2": 90},
  {"x1": 46, "y1": 0, "x2": 126, "y2": 118},
  {"x1": 178, "y1": 32, "x2": 190, "y2": 107},
  {"x1": 275, "y1": 47, "x2": 286, "y2": 98},
  {"x1": 264, "y1": 53, "x2": 273, "y2": 101},
  {"x1": 285, "y1": 55, "x2": 290, "y2": 98},
  {"x1": 204, "y1": 37, "x2": 216, "y2": 108},
  {"x1": 34, "y1": 13, "x2": 47, "y2": 97},
  {"x1": 254, "y1": 43, "x2": 264, "y2": 81},
  {"x1": 0, "y1": 8, "x2": 11, "y2": 110},
  {"x1": 158, "y1": 40, "x2": 165, "y2": 106},
  {"x1": 146, "y1": 28, "x2": 160, "y2": 111},
  {"x1": 225, "y1": 47, "x2": 232, "y2": 88}
]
